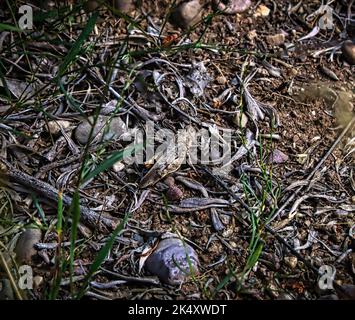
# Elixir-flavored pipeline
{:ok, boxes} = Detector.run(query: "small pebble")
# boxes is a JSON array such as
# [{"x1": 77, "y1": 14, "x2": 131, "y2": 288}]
[
  {"x1": 268, "y1": 149, "x2": 289, "y2": 164},
  {"x1": 216, "y1": 75, "x2": 227, "y2": 85},
  {"x1": 166, "y1": 185, "x2": 184, "y2": 201},
  {"x1": 112, "y1": 161, "x2": 125, "y2": 172},
  {"x1": 47, "y1": 120, "x2": 71, "y2": 135},
  {"x1": 15, "y1": 228, "x2": 42, "y2": 265},
  {"x1": 266, "y1": 33, "x2": 285, "y2": 46},
  {"x1": 247, "y1": 29, "x2": 257, "y2": 41},
  {"x1": 84, "y1": 0, "x2": 100, "y2": 11},
  {"x1": 254, "y1": 4, "x2": 270, "y2": 17},
  {"x1": 213, "y1": 0, "x2": 251, "y2": 14},
  {"x1": 284, "y1": 256, "x2": 298, "y2": 269},
  {"x1": 164, "y1": 176, "x2": 175, "y2": 187},
  {"x1": 341, "y1": 40, "x2": 355, "y2": 65},
  {"x1": 74, "y1": 115, "x2": 126, "y2": 145},
  {"x1": 277, "y1": 292, "x2": 294, "y2": 300},
  {"x1": 145, "y1": 236, "x2": 199, "y2": 285},
  {"x1": 171, "y1": 0, "x2": 203, "y2": 29}
]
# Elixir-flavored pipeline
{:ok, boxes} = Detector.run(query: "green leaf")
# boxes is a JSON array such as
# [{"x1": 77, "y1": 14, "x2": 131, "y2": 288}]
[
  {"x1": 76, "y1": 212, "x2": 130, "y2": 299},
  {"x1": 0, "y1": 23, "x2": 22, "y2": 32},
  {"x1": 58, "y1": 12, "x2": 98, "y2": 76},
  {"x1": 244, "y1": 241, "x2": 264, "y2": 271},
  {"x1": 69, "y1": 190, "x2": 81, "y2": 295},
  {"x1": 82, "y1": 144, "x2": 141, "y2": 184}
]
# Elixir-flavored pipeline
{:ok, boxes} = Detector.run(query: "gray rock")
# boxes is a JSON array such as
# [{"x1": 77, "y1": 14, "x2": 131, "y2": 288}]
[
  {"x1": 74, "y1": 115, "x2": 127, "y2": 145},
  {"x1": 171, "y1": 0, "x2": 203, "y2": 29},
  {"x1": 145, "y1": 237, "x2": 199, "y2": 285},
  {"x1": 15, "y1": 228, "x2": 42, "y2": 265},
  {"x1": 341, "y1": 40, "x2": 355, "y2": 65}
]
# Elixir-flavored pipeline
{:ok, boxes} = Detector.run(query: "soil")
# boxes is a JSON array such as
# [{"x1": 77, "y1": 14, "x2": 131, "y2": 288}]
[{"x1": 0, "y1": 0, "x2": 354, "y2": 300}]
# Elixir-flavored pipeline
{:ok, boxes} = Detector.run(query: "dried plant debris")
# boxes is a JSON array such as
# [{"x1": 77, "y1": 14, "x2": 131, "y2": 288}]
[
  {"x1": 0, "y1": 0, "x2": 354, "y2": 301},
  {"x1": 186, "y1": 61, "x2": 212, "y2": 97}
]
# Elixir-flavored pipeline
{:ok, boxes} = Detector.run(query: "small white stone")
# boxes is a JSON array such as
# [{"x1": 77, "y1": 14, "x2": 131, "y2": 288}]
[
  {"x1": 113, "y1": 161, "x2": 125, "y2": 172},
  {"x1": 284, "y1": 256, "x2": 298, "y2": 269},
  {"x1": 254, "y1": 4, "x2": 270, "y2": 17}
]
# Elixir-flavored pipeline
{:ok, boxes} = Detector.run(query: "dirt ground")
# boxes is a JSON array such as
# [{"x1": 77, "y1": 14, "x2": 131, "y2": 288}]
[{"x1": 0, "y1": 0, "x2": 354, "y2": 300}]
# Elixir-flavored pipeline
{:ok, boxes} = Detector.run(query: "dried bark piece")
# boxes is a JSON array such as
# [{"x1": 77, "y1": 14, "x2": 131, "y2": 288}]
[
  {"x1": 139, "y1": 126, "x2": 195, "y2": 188},
  {"x1": 266, "y1": 33, "x2": 285, "y2": 46},
  {"x1": 145, "y1": 237, "x2": 199, "y2": 285}
]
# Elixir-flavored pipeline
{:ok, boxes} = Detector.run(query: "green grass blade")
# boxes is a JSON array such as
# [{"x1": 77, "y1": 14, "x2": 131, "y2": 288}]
[
  {"x1": 213, "y1": 268, "x2": 235, "y2": 297},
  {"x1": 32, "y1": 195, "x2": 48, "y2": 227},
  {"x1": 82, "y1": 144, "x2": 141, "y2": 184},
  {"x1": 0, "y1": 23, "x2": 22, "y2": 32},
  {"x1": 69, "y1": 190, "x2": 81, "y2": 296},
  {"x1": 56, "y1": 190, "x2": 63, "y2": 236},
  {"x1": 244, "y1": 241, "x2": 264, "y2": 272},
  {"x1": 58, "y1": 12, "x2": 98, "y2": 76},
  {"x1": 48, "y1": 190, "x2": 64, "y2": 300},
  {"x1": 76, "y1": 212, "x2": 130, "y2": 299}
]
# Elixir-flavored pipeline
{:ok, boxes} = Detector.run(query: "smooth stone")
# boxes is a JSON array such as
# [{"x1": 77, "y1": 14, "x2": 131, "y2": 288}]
[
  {"x1": 145, "y1": 237, "x2": 199, "y2": 285},
  {"x1": 341, "y1": 40, "x2": 355, "y2": 65},
  {"x1": 15, "y1": 228, "x2": 42, "y2": 265},
  {"x1": 254, "y1": 4, "x2": 270, "y2": 17},
  {"x1": 47, "y1": 120, "x2": 71, "y2": 135},
  {"x1": 213, "y1": 0, "x2": 251, "y2": 14},
  {"x1": 74, "y1": 115, "x2": 127, "y2": 145},
  {"x1": 171, "y1": 0, "x2": 203, "y2": 29}
]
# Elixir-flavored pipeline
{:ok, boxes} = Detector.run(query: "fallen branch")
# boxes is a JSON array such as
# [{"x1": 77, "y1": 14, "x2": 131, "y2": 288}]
[{"x1": 0, "y1": 157, "x2": 117, "y2": 230}]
